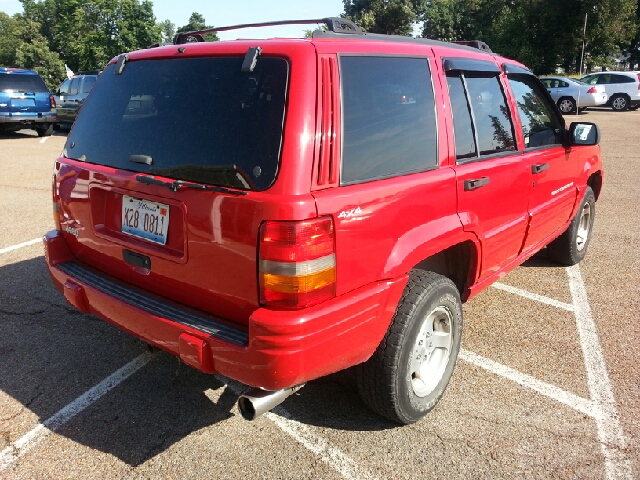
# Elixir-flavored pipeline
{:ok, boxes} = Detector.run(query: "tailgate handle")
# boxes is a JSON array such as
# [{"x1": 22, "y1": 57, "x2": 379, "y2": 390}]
[
  {"x1": 123, "y1": 249, "x2": 151, "y2": 270},
  {"x1": 532, "y1": 163, "x2": 550, "y2": 174},
  {"x1": 464, "y1": 177, "x2": 490, "y2": 191}
]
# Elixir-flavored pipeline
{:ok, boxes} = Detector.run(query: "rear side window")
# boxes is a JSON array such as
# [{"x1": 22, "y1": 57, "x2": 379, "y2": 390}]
[
  {"x1": 81, "y1": 76, "x2": 97, "y2": 93},
  {"x1": 340, "y1": 56, "x2": 438, "y2": 185},
  {"x1": 507, "y1": 74, "x2": 563, "y2": 149},
  {"x1": 65, "y1": 57, "x2": 288, "y2": 191},
  {"x1": 0, "y1": 73, "x2": 48, "y2": 93}
]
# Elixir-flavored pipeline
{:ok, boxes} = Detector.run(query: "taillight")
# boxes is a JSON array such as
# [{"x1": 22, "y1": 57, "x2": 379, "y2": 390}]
[
  {"x1": 52, "y1": 162, "x2": 61, "y2": 230},
  {"x1": 587, "y1": 86, "x2": 597, "y2": 94},
  {"x1": 50, "y1": 95, "x2": 56, "y2": 108},
  {"x1": 259, "y1": 217, "x2": 336, "y2": 309}
]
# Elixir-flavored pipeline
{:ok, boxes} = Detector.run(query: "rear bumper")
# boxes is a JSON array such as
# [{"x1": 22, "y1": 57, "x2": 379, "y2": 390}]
[
  {"x1": 577, "y1": 93, "x2": 608, "y2": 108},
  {"x1": 0, "y1": 111, "x2": 56, "y2": 124},
  {"x1": 43, "y1": 230, "x2": 407, "y2": 390}
]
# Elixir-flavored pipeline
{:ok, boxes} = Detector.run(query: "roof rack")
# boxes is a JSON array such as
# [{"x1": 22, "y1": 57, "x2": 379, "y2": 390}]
[
  {"x1": 173, "y1": 17, "x2": 362, "y2": 44},
  {"x1": 452, "y1": 40, "x2": 493, "y2": 53}
]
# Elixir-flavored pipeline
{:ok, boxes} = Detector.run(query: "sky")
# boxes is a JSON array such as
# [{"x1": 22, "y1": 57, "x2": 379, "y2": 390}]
[{"x1": 0, "y1": 0, "x2": 347, "y2": 40}]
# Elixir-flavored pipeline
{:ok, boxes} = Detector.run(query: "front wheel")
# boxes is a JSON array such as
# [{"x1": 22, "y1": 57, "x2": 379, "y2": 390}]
[
  {"x1": 546, "y1": 187, "x2": 595, "y2": 265},
  {"x1": 356, "y1": 270, "x2": 463, "y2": 424}
]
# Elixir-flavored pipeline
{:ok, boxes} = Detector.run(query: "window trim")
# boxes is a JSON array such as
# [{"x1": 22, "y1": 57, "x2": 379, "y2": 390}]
[
  {"x1": 444, "y1": 63, "x2": 517, "y2": 164},
  {"x1": 337, "y1": 54, "x2": 440, "y2": 186}
]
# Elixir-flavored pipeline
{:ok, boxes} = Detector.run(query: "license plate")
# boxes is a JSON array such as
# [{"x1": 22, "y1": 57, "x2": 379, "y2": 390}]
[{"x1": 122, "y1": 195, "x2": 169, "y2": 245}]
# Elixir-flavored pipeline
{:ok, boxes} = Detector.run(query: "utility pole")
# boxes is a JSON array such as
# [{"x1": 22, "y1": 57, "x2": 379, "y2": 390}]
[{"x1": 579, "y1": 13, "x2": 588, "y2": 77}]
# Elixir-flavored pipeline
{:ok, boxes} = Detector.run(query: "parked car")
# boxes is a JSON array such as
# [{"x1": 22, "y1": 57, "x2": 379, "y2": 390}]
[
  {"x1": 53, "y1": 71, "x2": 100, "y2": 127},
  {"x1": 0, "y1": 67, "x2": 56, "y2": 136},
  {"x1": 44, "y1": 17, "x2": 602, "y2": 425},
  {"x1": 579, "y1": 71, "x2": 640, "y2": 111},
  {"x1": 539, "y1": 76, "x2": 608, "y2": 113}
]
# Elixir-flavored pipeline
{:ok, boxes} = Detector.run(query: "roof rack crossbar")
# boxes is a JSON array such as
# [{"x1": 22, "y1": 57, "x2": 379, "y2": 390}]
[{"x1": 173, "y1": 17, "x2": 362, "y2": 44}]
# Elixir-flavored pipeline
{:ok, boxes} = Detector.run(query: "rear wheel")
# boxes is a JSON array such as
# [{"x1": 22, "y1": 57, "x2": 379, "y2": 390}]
[
  {"x1": 356, "y1": 270, "x2": 462, "y2": 424},
  {"x1": 557, "y1": 97, "x2": 576, "y2": 114},
  {"x1": 36, "y1": 123, "x2": 53, "y2": 137},
  {"x1": 610, "y1": 94, "x2": 629, "y2": 111},
  {"x1": 546, "y1": 187, "x2": 595, "y2": 266}
]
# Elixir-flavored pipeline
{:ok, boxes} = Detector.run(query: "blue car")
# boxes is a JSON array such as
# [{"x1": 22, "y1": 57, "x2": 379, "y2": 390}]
[{"x1": 0, "y1": 67, "x2": 57, "y2": 137}]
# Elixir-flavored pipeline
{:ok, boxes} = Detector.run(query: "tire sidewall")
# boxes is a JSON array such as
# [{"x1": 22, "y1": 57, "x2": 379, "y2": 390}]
[
  {"x1": 569, "y1": 187, "x2": 596, "y2": 262},
  {"x1": 395, "y1": 283, "x2": 463, "y2": 423}
]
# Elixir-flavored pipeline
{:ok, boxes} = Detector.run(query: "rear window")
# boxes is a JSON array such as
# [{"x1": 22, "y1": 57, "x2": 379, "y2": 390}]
[
  {"x1": 65, "y1": 57, "x2": 289, "y2": 191},
  {"x1": 0, "y1": 73, "x2": 48, "y2": 93}
]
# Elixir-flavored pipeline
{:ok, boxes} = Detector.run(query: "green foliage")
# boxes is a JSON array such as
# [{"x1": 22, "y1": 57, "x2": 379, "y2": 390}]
[
  {"x1": 0, "y1": 12, "x2": 21, "y2": 67},
  {"x1": 343, "y1": 0, "x2": 426, "y2": 36},
  {"x1": 159, "y1": 19, "x2": 175, "y2": 43},
  {"x1": 421, "y1": 0, "x2": 638, "y2": 74},
  {"x1": 176, "y1": 12, "x2": 219, "y2": 42},
  {"x1": 17, "y1": 0, "x2": 162, "y2": 72},
  {"x1": 0, "y1": 11, "x2": 65, "y2": 90}
]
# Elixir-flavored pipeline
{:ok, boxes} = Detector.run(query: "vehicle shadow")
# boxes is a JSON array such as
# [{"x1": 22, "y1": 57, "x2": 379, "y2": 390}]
[{"x1": 0, "y1": 256, "x2": 394, "y2": 467}]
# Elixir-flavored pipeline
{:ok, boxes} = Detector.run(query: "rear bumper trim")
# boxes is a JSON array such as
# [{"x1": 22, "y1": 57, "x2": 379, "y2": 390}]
[{"x1": 56, "y1": 261, "x2": 248, "y2": 346}]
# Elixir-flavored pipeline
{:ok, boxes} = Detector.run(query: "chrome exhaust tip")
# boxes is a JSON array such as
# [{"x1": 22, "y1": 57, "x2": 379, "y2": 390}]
[{"x1": 237, "y1": 385, "x2": 304, "y2": 420}]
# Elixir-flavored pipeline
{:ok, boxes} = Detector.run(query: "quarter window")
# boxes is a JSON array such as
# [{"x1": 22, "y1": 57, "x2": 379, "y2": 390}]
[
  {"x1": 340, "y1": 56, "x2": 438, "y2": 185},
  {"x1": 507, "y1": 74, "x2": 563, "y2": 149}
]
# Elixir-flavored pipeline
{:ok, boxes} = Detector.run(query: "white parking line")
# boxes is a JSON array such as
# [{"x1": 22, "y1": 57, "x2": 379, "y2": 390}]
[
  {"x1": 487, "y1": 270, "x2": 633, "y2": 479},
  {"x1": 219, "y1": 376, "x2": 378, "y2": 480},
  {"x1": 39, "y1": 137, "x2": 49, "y2": 144},
  {"x1": 0, "y1": 353, "x2": 153, "y2": 473},
  {"x1": 459, "y1": 349, "x2": 595, "y2": 416},
  {"x1": 567, "y1": 265, "x2": 633, "y2": 479},
  {"x1": 0, "y1": 238, "x2": 41, "y2": 255},
  {"x1": 492, "y1": 282, "x2": 575, "y2": 311}
]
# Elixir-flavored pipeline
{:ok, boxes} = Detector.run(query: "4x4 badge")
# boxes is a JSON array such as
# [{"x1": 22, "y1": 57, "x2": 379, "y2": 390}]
[{"x1": 338, "y1": 206, "x2": 363, "y2": 219}]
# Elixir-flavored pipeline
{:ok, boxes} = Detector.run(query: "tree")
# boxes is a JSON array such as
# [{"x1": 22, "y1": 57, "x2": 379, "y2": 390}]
[
  {"x1": 422, "y1": 0, "x2": 638, "y2": 74},
  {"x1": 18, "y1": 0, "x2": 162, "y2": 72},
  {"x1": 14, "y1": 17, "x2": 66, "y2": 90},
  {"x1": 159, "y1": 19, "x2": 175, "y2": 43},
  {"x1": 1, "y1": 11, "x2": 65, "y2": 90},
  {"x1": 0, "y1": 13, "x2": 21, "y2": 67},
  {"x1": 343, "y1": 0, "x2": 426, "y2": 36},
  {"x1": 176, "y1": 12, "x2": 219, "y2": 42}
]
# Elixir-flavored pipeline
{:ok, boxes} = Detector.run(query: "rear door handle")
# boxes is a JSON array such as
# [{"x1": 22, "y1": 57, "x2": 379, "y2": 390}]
[
  {"x1": 532, "y1": 163, "x2": 549, "y2": 174},
  {"x1": 464, "y1": 177, "x2": 490, "y2": 191}
]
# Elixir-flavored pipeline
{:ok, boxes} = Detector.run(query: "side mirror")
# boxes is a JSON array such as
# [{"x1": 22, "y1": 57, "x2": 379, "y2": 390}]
[{"x1": 568, "y1": 122, "x2": 600, "y2": 146}]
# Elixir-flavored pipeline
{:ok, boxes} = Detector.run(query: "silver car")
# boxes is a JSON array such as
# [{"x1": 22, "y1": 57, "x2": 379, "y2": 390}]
[{"x1": 539, "y1": 76, "x2": 608, "y2": 114}]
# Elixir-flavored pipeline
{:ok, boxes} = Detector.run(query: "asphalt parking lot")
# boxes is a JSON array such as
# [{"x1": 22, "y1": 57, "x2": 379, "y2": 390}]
[{"x1": 1, "y1": 109, "x2": 638, "y2": 479}]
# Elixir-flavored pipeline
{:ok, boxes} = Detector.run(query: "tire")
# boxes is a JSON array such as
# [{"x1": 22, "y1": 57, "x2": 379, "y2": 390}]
[
  {"x1": 610, "y1": 94, "x2": 629, "y2": 111},
  {"x1": 356, "y1": 270, "x2": 463, "y2": 424},
  {"x1": 36, "y1": 123, "x2": 53, "y2": 137},
  {"x1": 557, "y1": 97, "x2": 576, "y2": 114},
  {"x1": 546, "y1": 187, "x2": 595, "y2": 266}
]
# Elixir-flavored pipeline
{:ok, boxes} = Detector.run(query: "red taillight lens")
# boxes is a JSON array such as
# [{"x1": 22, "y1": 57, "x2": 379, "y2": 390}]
[
  {"x1": 587, "y1": 86, "x2": 597, "y2": 94},
  {"x1": 259, "y1": 217, "x2": 336, "y2": 309},
  {"x1": 50, "y1": 95, "x2": 56, "y2": 108}
]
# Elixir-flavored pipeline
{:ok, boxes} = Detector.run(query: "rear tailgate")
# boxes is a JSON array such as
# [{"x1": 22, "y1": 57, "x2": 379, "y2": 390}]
[
  {"x1": 0, "y1": 74, "x2": 51, "y2": 112},
  {"x1": 53, "y1": 42, "x2": 318, "y2": 326},
  {"x1": 53, "y1": 160, "x2": 290, "y2": 324}
]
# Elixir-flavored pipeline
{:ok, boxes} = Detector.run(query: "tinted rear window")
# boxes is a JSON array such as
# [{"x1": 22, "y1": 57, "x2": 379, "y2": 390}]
[
  {"x1": 65, "y1": 57, "x2": 288, "y2": 191},
  {"x1": 340, "y1": 56, "x2": 438, "y2": 185},
  {"x1": 0, "y1": 73, "x2": 48, "y2": 93}
]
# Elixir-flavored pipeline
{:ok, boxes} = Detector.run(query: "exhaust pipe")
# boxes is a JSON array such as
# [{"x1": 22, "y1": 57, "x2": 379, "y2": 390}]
[{"x1": 237, "y1": 385, "x2": 304, "y2": 420}]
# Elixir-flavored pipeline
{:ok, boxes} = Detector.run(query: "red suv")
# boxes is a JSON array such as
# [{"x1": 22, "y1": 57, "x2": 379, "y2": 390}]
[{"x1": 44, "y1": 18, "x2": 602, "y2": 424}]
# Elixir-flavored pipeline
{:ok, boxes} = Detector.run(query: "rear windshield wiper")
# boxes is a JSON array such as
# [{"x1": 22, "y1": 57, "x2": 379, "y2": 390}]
[{"x1": 135, "y1": 175, "x2": 248, "y2": 195}]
